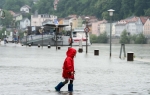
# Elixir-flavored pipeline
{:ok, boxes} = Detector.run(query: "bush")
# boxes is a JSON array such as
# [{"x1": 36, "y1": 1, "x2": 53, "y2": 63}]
[
  {"x1": 97, "y1": 32, "x2": 108, "y2": 43},
  {"x1": 90, "y1": 34, "x2": 97, "y2": 43},
  {"x1": 135, "y1": 33, "x2": 146, "y2": 44}
]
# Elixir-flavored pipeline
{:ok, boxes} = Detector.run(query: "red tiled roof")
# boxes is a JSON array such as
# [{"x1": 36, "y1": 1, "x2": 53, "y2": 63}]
[
  {"x1": 140, "y1": 16, "x2": 149, "y2": 25},
  {"x1": 117, "y1": 16, "x2": 139, "y2": 25}
]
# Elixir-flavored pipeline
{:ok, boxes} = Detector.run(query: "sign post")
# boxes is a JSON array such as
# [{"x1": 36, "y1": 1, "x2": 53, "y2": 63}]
[{"x1": 84, "y1": 27, "x2": 89, "y2": 53}]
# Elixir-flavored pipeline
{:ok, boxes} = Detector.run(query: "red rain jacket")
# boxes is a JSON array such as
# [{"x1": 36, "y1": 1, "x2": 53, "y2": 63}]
[{"x1": 62, "y1": 48, "x2": 76, "y2": 79}]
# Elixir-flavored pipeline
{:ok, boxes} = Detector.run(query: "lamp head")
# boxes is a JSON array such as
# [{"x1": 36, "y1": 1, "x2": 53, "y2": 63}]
[
  {"x1": 85, "y1": 17, "x2": 90, "y2": 21},
  {"x1": 108, "y1": 9, "x2": 115, "y2": 16}
]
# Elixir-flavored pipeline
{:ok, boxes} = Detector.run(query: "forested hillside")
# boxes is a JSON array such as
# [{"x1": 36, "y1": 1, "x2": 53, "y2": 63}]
[
  {"x1": 55, "y1": 0, "x2": 150, "y2": 20},
  {"x1": 0, "y1": 0, "x2": 150, "y2": 20}
]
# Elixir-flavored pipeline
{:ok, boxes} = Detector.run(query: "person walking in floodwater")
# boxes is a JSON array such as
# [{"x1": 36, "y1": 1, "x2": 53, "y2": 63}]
[{"x1": 55, "y1": 47, "x2": 76, "y2": 92}]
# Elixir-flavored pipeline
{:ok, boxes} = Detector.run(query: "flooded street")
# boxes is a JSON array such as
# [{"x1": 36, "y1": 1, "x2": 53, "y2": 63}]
[{"x1": 0, "y1": 43, "x2": 150, "y2": 95}]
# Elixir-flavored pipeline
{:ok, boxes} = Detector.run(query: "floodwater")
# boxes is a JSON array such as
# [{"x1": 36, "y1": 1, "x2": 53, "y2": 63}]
[{"x1": 0, "y1": 42, "x2": 150, "y2": 95}]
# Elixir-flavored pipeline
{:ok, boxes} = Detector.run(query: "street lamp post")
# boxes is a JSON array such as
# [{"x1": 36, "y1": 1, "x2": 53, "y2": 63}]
[
  {"x1": 70, "y1": 22, "x2": 73, "y2": 47},
  {"x1": 85, "y1": 17, "x2": 89, "y2": 54},
  {"x1": 4, "y1": 31, "x2": 6, "y2": 38},
  {"x1": 2, "y1": 33, "x2": 3, "y2": 40},
  {"x1": 41, "y1": 26, "x2": 44, "y2": 49},
  {"x1": 55, "y1": 24, "x2": 58, "y2": 50},
  {"x1": 108, "y1": 9, "x2": 115, "y2": 58}
]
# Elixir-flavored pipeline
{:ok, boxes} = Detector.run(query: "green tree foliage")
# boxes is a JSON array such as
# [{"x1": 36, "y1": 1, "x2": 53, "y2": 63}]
[
  {"x1": 97, "y1": 32, "x2": 108, "y2": 43},
  {"x1": 33, "y1": 0, "x2": 54, "y2": 14},
  {"x1": 135, "y1": 33, "x2": 146, "y2": 44},
  {"x1": 0, "y1": 27, "x2": 6, "y2": 38},
  {"x1": 49, "y1": 0, "x2": 150, "y2": 20},
  {"x1": 0, "y1": 0, "x2": 6, "y2": 8},
  {"x1": 3, "y1": 0, "x2": 27, "y2": 12},
  {"x1": 102, "y1": 11, "x2": 109, "y2": 20},
  {"x1": 90, "y1": 32, "x2": 108, "y2": 43},
  {"x1": 1, "y1": 10, "x2": 13, "y2": 27},
  {"x1": 134, "y1": 0, "x2": 150, "y2": 16},
  {"x1": 144, "y1": 8, "x2": 150, "y2": 16},
  {"x1": 130, "y1": 34, "x2": 137, "y2": 42},
  {"x1": 121, "y1": 0, "x2": 135, "y2": 18},
  {"x1": 119, "y1": 30, "x2": 130, "y2": 44},
  {"x1": 1, "y1": 0, "x2": 150, "y2": 20},
  {"x1": 22, "y1": 13, "x2": 31, "y2": 20}
]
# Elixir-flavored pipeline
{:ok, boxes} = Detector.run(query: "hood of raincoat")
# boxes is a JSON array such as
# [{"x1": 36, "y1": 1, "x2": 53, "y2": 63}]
[{"x1": 66, "y1": 48, "x2": 76, "y2": 58}]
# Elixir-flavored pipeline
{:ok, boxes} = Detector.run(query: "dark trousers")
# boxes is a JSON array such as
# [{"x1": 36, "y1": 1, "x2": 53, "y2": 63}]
[{"x1": 63, "y1": 80, "x2": 73, "y2": 84}]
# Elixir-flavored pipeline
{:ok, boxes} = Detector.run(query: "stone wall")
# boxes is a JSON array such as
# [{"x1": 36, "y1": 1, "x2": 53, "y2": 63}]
[{"x1": 108, "y1": 37, "x2": 120, "y2": 44}]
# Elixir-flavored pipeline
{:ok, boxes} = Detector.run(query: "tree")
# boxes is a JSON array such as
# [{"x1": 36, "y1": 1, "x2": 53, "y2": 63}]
[
  {"x1": 0, "y1": 27, "x2": 6, "y2": 39},
  {"x1": 1, "y1": 10, "x2": 13, "y2": 27},
  {"x1": 3, "y1": 0, "x2": 28, "y2": 12},
  {"x1": 130, "y1": 34, "x2": 137, "y2": 42},
  {"x1": 102, "y1": 11, "x2": 109, "y2": 20},
  {"x1": 34, "y1": 0, "x2": 54, "y2": 14},
  {"x1": 144, "y1": 8, "x2": 150, "y2": 16},
  {"x1": 119, "y1": 30, "x2": 130, "y2": 44},
  {"x1": 97, "y1": 32, "x2": 108, "y2": 43},
  {"x1": 135, "y1": 33, "x2": 146, "y2": 44},
  {"x1": 22, "y1": 13, "x2": 31, "y2": 20},
  {"x1": 121, "y1": 0, "x2": 135, "y2": 18},
  {"x1": 0, "y1": 0, "x2": 6, "y2": 8},
  {"x1": 134, "y1": 0, "x2": 147, "y2": 16},
  {"x1": 90, "y1": 34, "x2": 97, "y2": 43}
]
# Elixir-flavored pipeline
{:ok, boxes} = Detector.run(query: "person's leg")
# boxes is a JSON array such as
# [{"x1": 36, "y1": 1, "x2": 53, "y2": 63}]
[
  {"x1": 63, "y1": 79, "x2": 69, "y2": 84},
  {"x1": 68, "y1": 80, "x2": 73, "y2": 92},
  {"x1": 55, "y1": 79, "x2": 68, "y2": 91},
  {"x1": 69, "y1": 80, "x2": 73, "y2": 84}
]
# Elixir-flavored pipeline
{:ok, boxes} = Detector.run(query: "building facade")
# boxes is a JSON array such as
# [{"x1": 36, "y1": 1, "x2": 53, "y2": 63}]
[
  {"x1": 20, "y1": 18, "x2": 30, "y2": 29},
  {"x1": 143, "y1": 18, "x2": 150, "y2": 37},
  {"x1": 115, "y1": 17, "x2": 143, "y2": 36},
  {"x1": 31, "y1": 14, "x2": 57, "y2": 26},
  {"x1": 20, "y1": 5, "x2": 31, "y2": 13}
]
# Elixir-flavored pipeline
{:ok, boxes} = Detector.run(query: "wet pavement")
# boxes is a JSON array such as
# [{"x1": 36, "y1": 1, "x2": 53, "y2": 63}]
[{"x1": 0, "y1": 43, "x2": 150, "y2": 95}]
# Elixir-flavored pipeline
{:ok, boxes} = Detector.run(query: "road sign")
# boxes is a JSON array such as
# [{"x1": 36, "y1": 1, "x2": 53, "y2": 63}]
[{"x1": 84, "y1": 27, "x2": 90, "y2": 32}]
